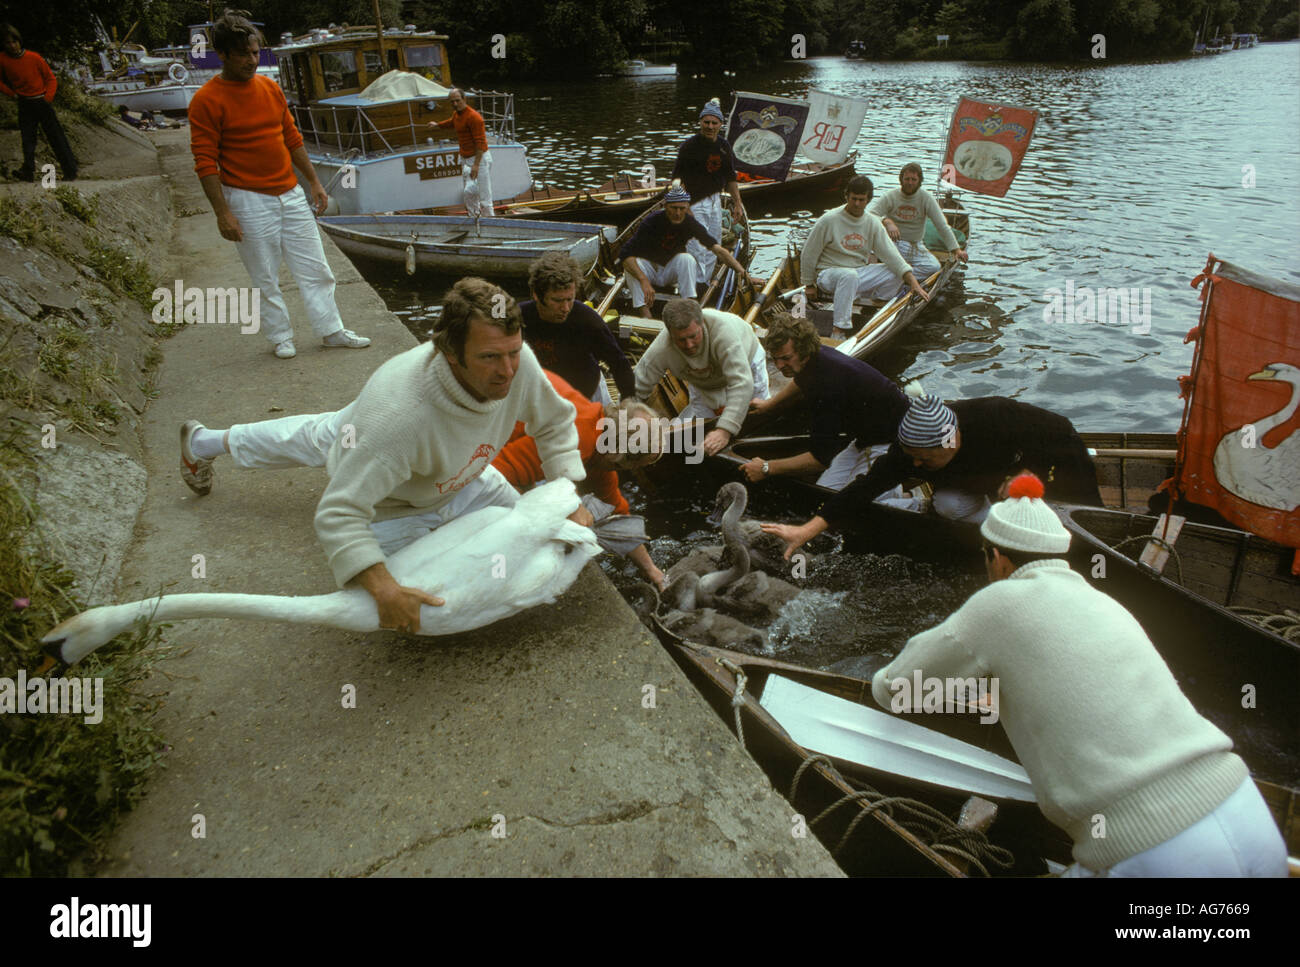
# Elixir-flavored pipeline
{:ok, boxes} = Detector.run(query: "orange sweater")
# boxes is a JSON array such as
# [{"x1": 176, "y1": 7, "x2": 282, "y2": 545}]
[
  {"x1": 436, "y1": 105, "x2": 488, "y2": 158},
  {"x1": 493, "y1": 372, "x2": 629, "y2": 516},
  {"x1": 0, "y1": 50, "x2": 57, "y2": 101},
  {"x1": 189, "y1": 74, "x2": 303, "y2": 195}
]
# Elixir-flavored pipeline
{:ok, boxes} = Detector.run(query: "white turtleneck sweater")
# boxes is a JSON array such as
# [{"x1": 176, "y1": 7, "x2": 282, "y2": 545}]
[
  {"x1": 315, "y1": 342, "x2": 582, "y2": 587},
  {"x1": 871, "y1": 559, "x2": 1248, "y2": 870}
]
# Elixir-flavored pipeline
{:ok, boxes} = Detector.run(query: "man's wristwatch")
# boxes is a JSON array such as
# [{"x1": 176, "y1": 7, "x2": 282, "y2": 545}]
[{"x1": 761, "y1": 461, "x2": 770, "y2": 477}]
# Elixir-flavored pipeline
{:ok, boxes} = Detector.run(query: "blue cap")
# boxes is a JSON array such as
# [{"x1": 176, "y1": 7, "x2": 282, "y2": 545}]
[
  {"x1": 699, "y1": 99, "x2": 724, "y2": 121},
  {"x1": 665, "y1": 185, "x2": 690, "y2": 204}
]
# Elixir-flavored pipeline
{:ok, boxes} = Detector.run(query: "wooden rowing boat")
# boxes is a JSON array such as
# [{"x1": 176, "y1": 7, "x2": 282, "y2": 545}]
[
  {"x1": 651, "y1": 630, "x2": 1070, "y2": 875},
  {"x1": 647, "y1": 431, "x2": 1300, "y2": 782},
  {"x1": 653, "y1": 636, "x2": 1300, "y2": 870},
  {"x1": 317, "y1": 214, "x2": 615, "y2": 278},
  {"x1": 418, "y1": 155, "x2": 861, "y2": 224},
  {"x1": 727, "y1": 195, "x2": 970, "y2": 363}
]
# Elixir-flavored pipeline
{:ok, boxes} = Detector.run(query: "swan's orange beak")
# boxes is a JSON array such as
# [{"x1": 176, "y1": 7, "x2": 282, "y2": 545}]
[
  {"x1": 33, "y1": 654, "x2": 57, "y2": 676},
  {"x1": 1246, "y1": 368, "x2": 1276, "y2": 381}
]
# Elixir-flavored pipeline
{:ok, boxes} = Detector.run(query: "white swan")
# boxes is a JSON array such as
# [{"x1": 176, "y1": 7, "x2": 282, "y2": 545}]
[
  {"x1": 41, "y1": 479, "x2": 602, "y2": 667},
  {"x1": 1211, "y1": 362, "x2": 1300, "y2": 511}
]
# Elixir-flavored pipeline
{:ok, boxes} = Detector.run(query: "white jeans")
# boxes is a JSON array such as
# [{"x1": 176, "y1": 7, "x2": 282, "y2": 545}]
[
  {"x1": 1062, "y1": 777, "x2": 1287, "y2": 877},
  {"x1": 816, "y1": 264, "x2": 905, "y2": 330},
  {"x1": 462, "y1": 151, "x2": 493, "y2": 218},
  {"x1": 679, "y1": 341, "x2": 770, "y2": 420},
  {"x1": 896, "y1": 238, "x2": 941, "y2": 280},
  {"x1": 625, "y1": 254, "x2": 699, "y2": 308},
  {"x1": 223, "y1": 184, "x2": 344, "y2": 345},
  {"x1": 687, "y1": 193, "x2": 722, "y2": 281},
  {"x1": 225, "y1": 404, "x2": 517, "y2": 555},
  {"x1": 816, "y1": 442, "x2": 923, "y2": 510}
]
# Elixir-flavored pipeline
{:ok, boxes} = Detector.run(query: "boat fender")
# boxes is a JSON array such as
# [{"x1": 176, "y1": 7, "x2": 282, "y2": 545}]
[
  {"x1": 167, "y1": 62, "x2": 189, "y2": 84},
  {"x1": 405, "y1": 243, "x2": 416, "y2": 276}
]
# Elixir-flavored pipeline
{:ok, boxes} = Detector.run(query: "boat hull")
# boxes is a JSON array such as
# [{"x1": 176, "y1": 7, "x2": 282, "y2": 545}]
[
  {"x1": 311, "y1": 142, "x2": 533, "y2": 216},
  {"x1": 317, "y1": 214, "x2": 615, "y2": 277},
  {"x1": 90, "y1": 82, "x2": 199, "y2": 113}
]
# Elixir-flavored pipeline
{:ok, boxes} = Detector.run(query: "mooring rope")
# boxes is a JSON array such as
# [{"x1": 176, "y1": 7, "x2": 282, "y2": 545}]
[
  {"x1": 1111, "y1": 534, "x2": 1185, "y2": 586},
  {"x1": 1227, "y1": 607, "x2": 1300, "y2": 642}
]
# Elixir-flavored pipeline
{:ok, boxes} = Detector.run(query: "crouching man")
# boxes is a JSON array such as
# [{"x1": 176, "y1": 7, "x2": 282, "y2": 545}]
[{"x1": 872, "y1": 473, "x2": 1287, "y2": 877}]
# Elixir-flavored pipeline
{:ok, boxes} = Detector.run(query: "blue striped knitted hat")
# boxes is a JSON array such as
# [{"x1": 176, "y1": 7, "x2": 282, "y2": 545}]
[
  {"x1": 665, "y1": 185, "x2": 691, "y2": 204},
  {"x1": 897, "y1": 394, "x2": 957, "y2": 448},
  {"x1": 699, "y1": 99, "x2": 724, "y2": 121}
]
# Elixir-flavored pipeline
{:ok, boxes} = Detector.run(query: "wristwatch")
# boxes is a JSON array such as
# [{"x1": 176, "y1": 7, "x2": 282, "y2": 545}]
[{"x1": 762, "y1": 461, "x2": 770, "y2": 477}]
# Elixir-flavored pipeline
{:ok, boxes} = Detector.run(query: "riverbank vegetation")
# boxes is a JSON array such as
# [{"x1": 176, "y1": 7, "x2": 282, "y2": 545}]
[
  {"x1": 4, "y1": 1, "x2": 1297, "y2": 82},
  {"x1": 0, "y1": 184, "x2": 172, "y2": 875}
]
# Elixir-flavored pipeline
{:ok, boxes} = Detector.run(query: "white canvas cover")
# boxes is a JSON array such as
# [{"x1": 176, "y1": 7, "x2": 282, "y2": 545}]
[{"x1": 359, "y1": 69, "x2": 450, "y2": 102}]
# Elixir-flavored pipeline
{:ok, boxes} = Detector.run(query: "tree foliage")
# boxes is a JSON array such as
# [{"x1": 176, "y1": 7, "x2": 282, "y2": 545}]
[{"x1": 4, "y1": 0, "x2": 1295, "y2": 72}]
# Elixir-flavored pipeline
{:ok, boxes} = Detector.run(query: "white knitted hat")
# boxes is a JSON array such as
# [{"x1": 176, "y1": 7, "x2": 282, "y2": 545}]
[{"x1": 980, "y1": 473, "x2": 1071, "y2": 554}]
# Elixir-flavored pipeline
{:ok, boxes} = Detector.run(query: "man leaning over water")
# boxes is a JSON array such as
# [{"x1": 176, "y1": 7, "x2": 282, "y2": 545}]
[
  {"x1": 188, "y1": 8, "x2": 370, "y2": 360},
  {"x1": 176, "y1": 278, "x2": 587, "y2": 632}
]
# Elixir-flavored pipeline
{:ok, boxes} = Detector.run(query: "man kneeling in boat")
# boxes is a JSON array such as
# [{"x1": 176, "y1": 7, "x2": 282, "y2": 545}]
[
  {"x1": 176, "y1": 278, "x2": 586, "y2": 633},
  {"x1": 742, "y1": 311, "x2": 909, "y2": 491},
  {"x1": 871, "y1": 474, "x2": 1287, "y2": 877},
  {"x1": 633, "y1": 298, "x2": 771, "y2": 458},
  {"x1": 802, "y1": 175, "x2": 929, "y2": 338},
  {"x1": 869, "y1": 162, "x2": 967, "y2": 280},
  {"x1": 620, "y1": 184, "x2": 758, "y2": 319},
  {"x1": 493, "y1": 370, "x2": 667, "y2": 589},
  {"x1": 762, "y1": 393, "x2": 1103, "y2": 555}
]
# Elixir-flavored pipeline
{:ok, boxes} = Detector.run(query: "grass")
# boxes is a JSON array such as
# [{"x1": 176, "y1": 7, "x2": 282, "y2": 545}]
[
  {"x1": 0, "y1": 434, "x2": 170, "y2": 875},
  {"x1": 53, "y1": 185, "x2": 98, "y2": 226}
]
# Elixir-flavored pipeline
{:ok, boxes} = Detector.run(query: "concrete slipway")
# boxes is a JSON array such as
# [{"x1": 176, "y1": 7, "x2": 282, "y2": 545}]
[{"x1": 92, "y1": 128, "x2": 842, "y2": 877}]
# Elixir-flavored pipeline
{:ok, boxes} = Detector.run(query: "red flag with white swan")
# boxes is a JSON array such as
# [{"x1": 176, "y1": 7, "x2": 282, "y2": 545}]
[{"x1": 1174, "y1": 255, "x2": 1300, "y2": 554}]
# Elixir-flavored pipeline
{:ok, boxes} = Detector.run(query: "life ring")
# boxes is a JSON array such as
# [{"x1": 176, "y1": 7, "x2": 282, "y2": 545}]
[{"x1": 167, "y1": 62, "x2": 189, "y2": 84}]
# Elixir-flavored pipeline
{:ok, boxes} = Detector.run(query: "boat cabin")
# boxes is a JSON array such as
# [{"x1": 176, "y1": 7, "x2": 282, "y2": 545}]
[{"x1": 271, "y1": 26, "x2": 504, "y2": 158}]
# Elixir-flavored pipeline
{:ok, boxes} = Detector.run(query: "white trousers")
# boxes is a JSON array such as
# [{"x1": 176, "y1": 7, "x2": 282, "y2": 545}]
[
  {"x1": 687, "y1": 193, "x2": 722, "y2": 282},
  {"x1": 1062, "y1": 777, "x2": 1287, "y2": 878},
  {"x1": 896, "y1": 238, "x2": 941, "y2": 280},
  {"x1": 462, "y1": 151, "x2": 494, "y2": 219},
  {"x1": 223, "y1": 184, "x2": 344, "y2": 345},
  {"x1": 816, "y1": 264, "x2": 905, "y2": 330},
  {"x1": 816, "y1": 442, "x2": 923, "y2": 510},
  {"x1": 679, "y1": 341, "x2": 770, "y2": 420},
  {"x1": 625, "y1": 254, "x2": 698, "y2": 308},
  {"x1": 225, "y1": 404, "x2": 517, "y2": 556}
]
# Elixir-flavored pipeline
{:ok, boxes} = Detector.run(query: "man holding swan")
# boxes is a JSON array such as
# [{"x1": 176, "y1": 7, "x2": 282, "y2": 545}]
[{"x1": 178, "y1": 278, "x2": 589, "y2": 634}]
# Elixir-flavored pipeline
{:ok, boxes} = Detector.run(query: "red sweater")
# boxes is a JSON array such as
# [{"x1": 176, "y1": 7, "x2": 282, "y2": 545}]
[
  {"x1": 189, "y1": 74, "x2": 303, "y2": 195},
  {"x1": 0, "y1": 50, "x2": 57, "y2": 101},
  {"x1": 436, "y1": 105, "x2": 488, "y2": 158},
  {"x1": 493, "y1": 372, "x2": 629, "y2": 516}
]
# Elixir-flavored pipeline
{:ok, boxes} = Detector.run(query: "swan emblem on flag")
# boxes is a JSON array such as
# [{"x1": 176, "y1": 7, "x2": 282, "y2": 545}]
[
  {"x1": 739, "y1": 104, "x2": 800, "y2": 134},
  {"x1": 957, "y1": 114, "x2": 1029, "y2": 141},
  {"x1": 1211, "y1": 363, "x2": 1300, "y2": 511}
]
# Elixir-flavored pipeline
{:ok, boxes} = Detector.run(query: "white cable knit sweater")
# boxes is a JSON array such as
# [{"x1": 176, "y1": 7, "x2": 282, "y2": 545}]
[
  {"x1": 871, "y1": 559, "x2": 1248, "y2": 870},
  {"x1": 315, "y1": 342, "x2": 582, "y2": 587}
]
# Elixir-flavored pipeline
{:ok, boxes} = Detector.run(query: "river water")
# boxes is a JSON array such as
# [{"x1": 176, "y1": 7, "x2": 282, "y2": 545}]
[{"x1": 365, "y1": 48, "x2": 1300, "y2": 782}]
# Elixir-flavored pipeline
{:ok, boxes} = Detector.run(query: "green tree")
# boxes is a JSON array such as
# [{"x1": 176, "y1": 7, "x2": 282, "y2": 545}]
[{"x1": 1011, "y1": 0, "x2": 1077, "y2": 58}]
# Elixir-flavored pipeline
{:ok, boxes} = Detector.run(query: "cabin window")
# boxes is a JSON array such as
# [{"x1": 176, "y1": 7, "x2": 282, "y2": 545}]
[
  {"x1": 404, "y1": 45, "x2": 443, "y2": 70},
  {"x1": 277, "y1": 56, "x2": 296, "y2": 95},
  {"x1": 362, "y1": 50, "x2": 398, "y2": 77},
  {"x1": 319, "y1": 50, "x2": 359, "y2": 93}
]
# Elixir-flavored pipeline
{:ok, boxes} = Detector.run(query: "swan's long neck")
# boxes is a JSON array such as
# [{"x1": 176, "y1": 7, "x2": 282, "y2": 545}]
[
  {"x1": 1256, "y1": 378, "x2": 1300, "y2": 435},
  {"x1": 50, "y1": 591, "x2": 377, "y2": 665},
  {"x1": 701, "y1": 489, "x2": 751, "y2": 594}
]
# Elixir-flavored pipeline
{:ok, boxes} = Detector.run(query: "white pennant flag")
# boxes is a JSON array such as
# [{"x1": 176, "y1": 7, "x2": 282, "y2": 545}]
[{"x1": 801, "y1": 89, "x2": 869, "y2": 165}]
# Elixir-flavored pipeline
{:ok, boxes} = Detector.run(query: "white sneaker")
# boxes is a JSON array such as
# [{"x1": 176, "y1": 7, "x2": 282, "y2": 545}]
[
  {"x1": 322, "y1": 329, "x2": 371, "y2": 349},
  {"x1": 274, "y1": 339, "x2": 296, "y2": 359}
]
